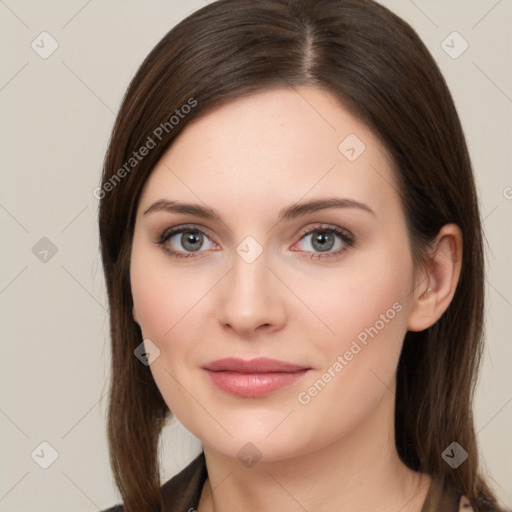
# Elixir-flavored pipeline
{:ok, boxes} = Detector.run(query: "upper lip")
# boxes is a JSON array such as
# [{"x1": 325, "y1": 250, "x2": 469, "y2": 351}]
[{"x1": 202, "y1": 358, "x2": 309, "y2": 373}]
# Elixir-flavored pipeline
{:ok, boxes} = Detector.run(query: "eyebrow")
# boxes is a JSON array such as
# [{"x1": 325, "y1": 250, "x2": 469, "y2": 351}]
[{"x1": 143, "y1": 197, "x2": 375, "y2": 222}]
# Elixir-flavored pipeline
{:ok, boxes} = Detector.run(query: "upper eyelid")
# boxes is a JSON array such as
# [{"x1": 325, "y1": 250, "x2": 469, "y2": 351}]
[
  {"x1": 296, "y1": 223, "x2": 352, "y2": 239},
  {"x1": 161, "y1": 223, "x2": 215, "y2": 239}
]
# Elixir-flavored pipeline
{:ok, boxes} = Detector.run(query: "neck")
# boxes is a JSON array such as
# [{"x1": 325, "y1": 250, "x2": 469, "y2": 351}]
[{"x1": 197, "y1": 391, "x2": 431, "y2": 512}]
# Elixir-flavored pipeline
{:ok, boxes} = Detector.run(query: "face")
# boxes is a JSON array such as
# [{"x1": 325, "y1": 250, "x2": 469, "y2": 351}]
[{"x1": 130, "y1": 86, "x2": 420, "y2": 462}]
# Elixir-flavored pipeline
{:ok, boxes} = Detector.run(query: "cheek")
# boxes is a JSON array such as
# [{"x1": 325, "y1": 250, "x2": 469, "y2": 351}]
[
  {"x1": 130, "y1": 242, "x2": 223, "y2": 368},
  {"x1": 130, "y1": 250, "x2": 207, "y2": 416},
  {"x1": 290, "y1": 269, "x2": 411, "y2": 447},
  {"x1": 131, "y1": 241, "x2": 187, "y2": 340},
  {"x1": 131, "y1": 262, "x2": 171, "y2": 339},
  {"x1": 293, "y1": 249, "x2": 413, "y2": 350},
  {"x1": 130, "y1": 231, "x2": 197, "y2": 331},
  {"x1": 292, "y1": 244, "x2": 414, "y2": 415}
]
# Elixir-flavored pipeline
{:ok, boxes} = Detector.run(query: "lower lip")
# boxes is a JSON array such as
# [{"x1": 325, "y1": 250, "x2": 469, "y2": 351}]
[{"x1": 203, "y1": 369, "x2": 310, "y2": 398}]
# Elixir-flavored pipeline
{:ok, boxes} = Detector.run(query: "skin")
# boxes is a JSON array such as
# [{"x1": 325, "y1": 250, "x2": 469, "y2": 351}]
[{"x1": 130, "y1": 86, "x2": 462, "y2": 512}]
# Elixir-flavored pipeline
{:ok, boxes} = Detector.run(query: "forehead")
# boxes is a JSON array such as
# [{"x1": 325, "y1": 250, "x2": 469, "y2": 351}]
[{"x1": 138, "y1": 87, "x2": 399, "y2": 219}]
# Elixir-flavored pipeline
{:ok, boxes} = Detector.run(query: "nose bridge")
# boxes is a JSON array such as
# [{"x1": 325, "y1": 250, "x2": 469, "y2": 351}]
[{"x1": 217, "y1": 238, "x2": 285, "y2": 333}]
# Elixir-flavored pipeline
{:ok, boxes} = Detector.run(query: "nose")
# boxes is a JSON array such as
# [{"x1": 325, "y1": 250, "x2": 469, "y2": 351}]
[{"x1": 216, "y1": 248, "x2": 287, "y2": 338}]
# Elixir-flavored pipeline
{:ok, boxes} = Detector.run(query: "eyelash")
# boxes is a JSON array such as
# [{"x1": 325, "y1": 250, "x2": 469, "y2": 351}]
[{"x1": 155, "y1": 224, "x2": 355, "y2": 260}]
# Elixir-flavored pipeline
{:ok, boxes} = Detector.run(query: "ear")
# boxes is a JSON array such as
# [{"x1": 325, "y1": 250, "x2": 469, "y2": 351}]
[
  {"x1": 132, "y1": 306, "x2": 139, "y2": 324},
  {"x1": 406, "y1": 223, "x2": 463, "y2": 332}
]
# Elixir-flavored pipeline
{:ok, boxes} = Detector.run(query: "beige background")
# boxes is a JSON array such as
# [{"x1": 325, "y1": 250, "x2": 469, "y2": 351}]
[{"x1": 1, "y1": 1, "x2": 511, "y2": 510}]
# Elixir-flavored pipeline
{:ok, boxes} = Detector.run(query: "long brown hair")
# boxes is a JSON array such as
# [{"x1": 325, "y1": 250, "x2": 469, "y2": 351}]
[{"x1": 99, "y1": 1, "x2": 501, "y2": 510}]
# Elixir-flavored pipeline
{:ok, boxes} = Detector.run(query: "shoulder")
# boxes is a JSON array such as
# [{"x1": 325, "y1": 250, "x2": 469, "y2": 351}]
[
  {"x1": 100, "y1": 451, "x2": 207, "y2": 512},
  {"x1": 424, "y1": 477, "x2": 506, "y2": 512},
  {"x1": 454, "y1": 492, "x2": 507, "y2": 512},
  {"x1": 101, "y1": 504, "x2": 123, "y2": 512}
]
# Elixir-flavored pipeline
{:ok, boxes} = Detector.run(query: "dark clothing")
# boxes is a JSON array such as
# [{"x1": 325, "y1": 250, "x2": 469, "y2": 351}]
[{"x1": 101, "y1": 451, "x2": 492, "y2": 511}]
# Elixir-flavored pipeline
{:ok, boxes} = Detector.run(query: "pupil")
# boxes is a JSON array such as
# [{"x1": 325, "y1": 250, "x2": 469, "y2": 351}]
[
  {"x1": 313, "y1": 231, "x2": 334, "y2": 252},
  {"x1": 182, "y1": 231, "x2": 202, "y2": 251}
]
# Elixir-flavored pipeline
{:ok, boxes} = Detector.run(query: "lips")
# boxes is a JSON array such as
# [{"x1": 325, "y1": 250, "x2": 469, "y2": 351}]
[
  {"x1": 202, "y1": 357, "x2": 308, "y2": 373},
  {"x1": 201, "y1": 358, "x2": 311, "y2": 398}
]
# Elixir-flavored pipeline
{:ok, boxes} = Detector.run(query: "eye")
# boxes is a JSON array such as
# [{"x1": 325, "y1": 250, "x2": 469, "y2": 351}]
[
  {"x1": 157, "y1": 225, "x2": 218, "y2": 258},
  {"x1": 156, "y1": 224, "x2": 355, "y2": 260},
  {"x1": 291, "y1": 225, "x2": 355, "y2": 259}
]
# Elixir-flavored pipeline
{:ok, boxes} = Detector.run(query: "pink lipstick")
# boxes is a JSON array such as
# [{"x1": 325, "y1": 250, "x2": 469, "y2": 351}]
[{"x1": 202, "y1": 357, "x2": 311, "y2": 398}]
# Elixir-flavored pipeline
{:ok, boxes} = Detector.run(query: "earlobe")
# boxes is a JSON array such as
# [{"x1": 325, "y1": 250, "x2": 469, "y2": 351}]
[
  {"x1": 406, "y1": 224, "x2": 463, "y2": 332},
  {"x1": 132, "y1": 306, "x2": 139, "y2": 324}
]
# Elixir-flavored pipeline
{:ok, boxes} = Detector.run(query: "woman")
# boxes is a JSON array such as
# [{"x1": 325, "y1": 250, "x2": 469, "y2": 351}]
[{"x1": 99, "y1": 0, "x2": 505, "y2": 511}]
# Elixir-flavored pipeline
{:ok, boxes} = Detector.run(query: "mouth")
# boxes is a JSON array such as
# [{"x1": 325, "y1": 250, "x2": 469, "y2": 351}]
[{"x1": 201, "y1": 358, "x2": 312, "y2": 398}]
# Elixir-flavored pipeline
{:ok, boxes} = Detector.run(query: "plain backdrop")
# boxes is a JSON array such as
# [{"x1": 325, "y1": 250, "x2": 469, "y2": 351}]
[{"x1": 1, "y1": 1, "x2": 511, "y2": 510}]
